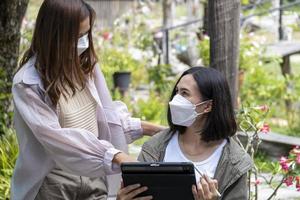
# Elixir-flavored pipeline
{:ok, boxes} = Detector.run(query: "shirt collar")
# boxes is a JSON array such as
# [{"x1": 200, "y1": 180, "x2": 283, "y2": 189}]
[
  {"x1": 20, "y1": 56, "x2": 101, "y2": 106},
  {"x1": 21, "y1": 56, "x2": 45, "y2": 92}
]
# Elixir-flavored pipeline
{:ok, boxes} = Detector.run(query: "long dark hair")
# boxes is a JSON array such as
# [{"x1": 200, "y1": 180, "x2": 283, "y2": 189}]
[
  {"x1": 19, "y1": 0, "x2": 98, "y2": 105},
  {"x1": 167, "y1": 66, "x2": 237, "y2": 142}
]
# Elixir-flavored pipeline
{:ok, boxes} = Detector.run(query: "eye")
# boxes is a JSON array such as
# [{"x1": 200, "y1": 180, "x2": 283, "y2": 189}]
[{"x1": 181, "y1": 90, "x2": 189, "y2": 97}]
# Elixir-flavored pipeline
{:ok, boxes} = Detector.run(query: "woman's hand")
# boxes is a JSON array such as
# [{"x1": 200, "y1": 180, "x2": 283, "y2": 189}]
[
  {"x1": 112, "y1": 152, "x2": 137, "y2": 165},
  {"x1": 141, "y1": 121, "x2": 167, "y2": 136},
  {"x1": 192, "y1": 174, "x2": 219, "y2": 200},
  {"x1": 117, "y1": 182, "x2": 153, "y2": 200}
]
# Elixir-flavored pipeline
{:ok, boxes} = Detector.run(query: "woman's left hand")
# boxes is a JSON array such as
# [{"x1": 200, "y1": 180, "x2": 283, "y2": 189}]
[
  {"x1": 192, "y1": 174, "x2": 219, "y2": 200},
  {"x1": 117, "y1": 182, "x2": 153, "y2": 200}
]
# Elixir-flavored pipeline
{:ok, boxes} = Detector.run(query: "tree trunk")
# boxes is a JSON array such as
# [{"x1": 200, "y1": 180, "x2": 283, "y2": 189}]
[
  {"x1": 162, "y1": 0, "x2": 173, "y2": 28},
  {"x1": 208, "y1": 0, "x2": 241, "y2": 108},
  {"x1": 0, "y1": 0, "x2": 29, "y2": 134}
]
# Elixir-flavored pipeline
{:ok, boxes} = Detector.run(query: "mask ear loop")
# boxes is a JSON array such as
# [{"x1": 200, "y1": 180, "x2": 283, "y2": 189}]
[{"x1": 194, "y1": 100, "x2": 212, "y2": 116}]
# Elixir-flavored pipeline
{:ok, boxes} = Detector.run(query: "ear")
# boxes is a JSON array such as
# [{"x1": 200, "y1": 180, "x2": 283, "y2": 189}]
[{"x1": 204, "y1": 100, "x2": 213, "y2": 113}]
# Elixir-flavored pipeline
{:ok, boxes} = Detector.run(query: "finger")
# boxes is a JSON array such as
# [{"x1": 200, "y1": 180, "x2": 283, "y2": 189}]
[
  {"x1": 204, "y1": 175, "x2": 217, "y2": 192},
  {"x1": 204, "y1": 176, "x2": 220, "y2": 197},
  {"x1": 192, "y1": 185, "x2": 198, "y2": 200},
  {"x1": 197, "y1": 181, "x2": 205, "y2": 200},
  {"x1": 133, "y1": 195, "x2": 153, "y2": 200},
  {"x1": 127, "y1": 186, "x2": 148, "y2": 199},
  {"x1": 213, "y1": 179, "x2": 218, "y2": 190},
  {"x1": 200, "y1": 177, "x2": 212, "y2": 199},
  {"x1": 121, "y1": 184, "x2": 141, "y2": 194},
  {"x1": 200, "y1": 176, "x2": 210, "y2": 194}
]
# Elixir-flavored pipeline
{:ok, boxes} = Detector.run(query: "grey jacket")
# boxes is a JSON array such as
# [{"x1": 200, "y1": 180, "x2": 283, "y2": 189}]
[{"x1": 137, "y1": 129, "x2": 253, "y2": 200}]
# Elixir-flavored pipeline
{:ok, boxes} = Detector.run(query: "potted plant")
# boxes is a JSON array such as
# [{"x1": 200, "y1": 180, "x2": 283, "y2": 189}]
[
  {"x1": 113, "y1": 71, "x2": 131, "y2": 95},
  {"x1": 100, "y1": 48, "x2": 142, "y2": 96}
]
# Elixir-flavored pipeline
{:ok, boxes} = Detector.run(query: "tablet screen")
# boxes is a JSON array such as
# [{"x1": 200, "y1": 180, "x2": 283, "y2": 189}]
[{"x1": 121, "y1": 162, "x2": 196, "y2": 200}]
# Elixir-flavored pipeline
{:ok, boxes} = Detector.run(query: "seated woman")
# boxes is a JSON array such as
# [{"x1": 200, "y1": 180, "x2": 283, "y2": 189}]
[{"x1": 117, "y1": 66, "x2": 253, "y2": 200}]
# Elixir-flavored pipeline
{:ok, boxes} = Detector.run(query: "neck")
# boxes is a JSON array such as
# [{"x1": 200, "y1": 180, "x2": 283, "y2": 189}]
[
  {"x1": 183, "y1": 127, "x2": 202, "y2": 145},
  {"x1": 182, "y1": 118, "x2": 206, "y2": 146},
  {"x1": 178, "y1": 128, "x2": 224, "y2": 161},
  {"x1": 181, "y1": 126, "x2": 224, "y2": 148}
]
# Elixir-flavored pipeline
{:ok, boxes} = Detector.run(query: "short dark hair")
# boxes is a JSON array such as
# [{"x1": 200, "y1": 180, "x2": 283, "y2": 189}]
[{"x1": 167, "y1": 66, "x2": 237, "y2": 142}]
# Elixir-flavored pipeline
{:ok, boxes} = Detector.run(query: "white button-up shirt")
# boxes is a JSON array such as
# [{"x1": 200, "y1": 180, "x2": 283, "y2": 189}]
[{"x1": 11, "y1": 57, "x2": 142, "y2": 200}]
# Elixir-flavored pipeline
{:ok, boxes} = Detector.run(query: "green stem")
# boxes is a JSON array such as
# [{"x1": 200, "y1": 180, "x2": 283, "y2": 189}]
[{"x1": 267, "y1": 175, "x2": 287, "y2": 200}]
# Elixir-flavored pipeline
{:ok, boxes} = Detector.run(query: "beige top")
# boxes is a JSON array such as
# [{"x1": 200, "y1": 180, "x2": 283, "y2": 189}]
[{"x1": 57, "y1": 86, "x2": 98, "y2": 137}]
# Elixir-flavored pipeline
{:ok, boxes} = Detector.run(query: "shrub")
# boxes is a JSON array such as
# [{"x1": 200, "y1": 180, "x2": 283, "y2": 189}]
[{"x1": 0, "y1": 129, "x2": 18, "y2": 200}]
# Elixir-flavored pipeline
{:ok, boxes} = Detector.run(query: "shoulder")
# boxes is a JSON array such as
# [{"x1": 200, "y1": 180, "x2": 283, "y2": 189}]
[
  {"x1": 138, "y1": 129, "x2": 173, "y2": 161},
  {"x1": 143, "y1": 129, "x2": 173, "y2": 150},
  {"x1": 13, "y1": 56, "x2": 44, "y2": 91},
  {"x1": 229, "y1": 137, "x2": 253, "y2": 165},
  {"x1": 226, "y1": 137, "x2": 253, "y2": 173},
  {"x1": 215, "y1": 137, "x2": 253, "y2": 196}
]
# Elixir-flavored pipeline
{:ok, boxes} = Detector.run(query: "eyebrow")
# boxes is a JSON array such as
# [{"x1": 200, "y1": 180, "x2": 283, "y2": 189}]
[{"x1": 177, "y1": 87, "x2": 190, "y2": 92}]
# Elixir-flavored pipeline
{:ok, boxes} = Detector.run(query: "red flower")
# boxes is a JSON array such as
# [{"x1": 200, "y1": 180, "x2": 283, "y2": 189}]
[
  {"x1": 283, "y1": 176, "x2": 294, "y2": 186},
  {"x1": 254, "y1": 179, "x2": 261, "y2": 185},
  {"x1": 279, "y1": 157, "x2": 290, "y2": 172},
  {"x1": 102, "y1": 32, "x2": 112, "y2": 40},
  {"x1": 260, "y1": 124, "x2": 270, "y2": 133}
]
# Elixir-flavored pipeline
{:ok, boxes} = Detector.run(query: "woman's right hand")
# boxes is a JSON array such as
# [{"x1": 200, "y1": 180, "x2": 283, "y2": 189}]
[
  {"x1": 113, "y1": 152, "x2": 137, "y2": 164},
  {"x1": 192, "y1": 174, "x2": 219, "y2": 200},
  {"x1": 117, "y1": 182, "x2": 153, "y2": 200}
]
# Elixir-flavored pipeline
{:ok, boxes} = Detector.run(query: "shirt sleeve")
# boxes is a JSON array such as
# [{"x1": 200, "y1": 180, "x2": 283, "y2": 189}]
[
  {"x1": 92, "y1": 65, "x2": 143, "y2": 144},
  {"x1": 12, "y1": 83, "x2": 121, "y2": 177},
  {"x1": 113, "y1": 101, "x2": 143, "y2": 144}
]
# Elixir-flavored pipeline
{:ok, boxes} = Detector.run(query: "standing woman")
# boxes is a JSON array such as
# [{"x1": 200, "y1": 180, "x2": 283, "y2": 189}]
[{"x1": 11, "y1": 0, "x2": 162, "y2": 199}]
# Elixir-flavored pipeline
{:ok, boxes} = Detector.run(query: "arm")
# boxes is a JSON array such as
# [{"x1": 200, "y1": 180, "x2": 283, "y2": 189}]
[
  {"x1": 222, "y1": 174, "x2": 249, "y2": 200},
  {"x1": 12, "y1": 83, "x2": 132, "y2": 177},
  {"x1": 141, "y1": 121, "x2": 167, "y2": 136},
  {"x1": 93, "y1": 65, "x2": 165, "y2": 143}
]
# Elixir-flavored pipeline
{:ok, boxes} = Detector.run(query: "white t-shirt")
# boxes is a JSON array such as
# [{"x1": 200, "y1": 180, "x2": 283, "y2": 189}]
[{"x1": 163, "y1": 132, "x2": 227, "y2": 182}]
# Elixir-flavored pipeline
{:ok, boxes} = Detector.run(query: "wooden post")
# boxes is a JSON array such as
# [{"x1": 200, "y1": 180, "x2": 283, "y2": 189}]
[
  {"x1": 279, "y1": 0, "x2": 284, "y2": 40},
  {"x1": 281, "y1": 55, "x2": 292, "y2": 112},
  {"x1": 162, "y1": 0, "x2": 173, "y2": 65},
  {"x1": 272, "y1": 0, "x2": 280, "y2": 41}
]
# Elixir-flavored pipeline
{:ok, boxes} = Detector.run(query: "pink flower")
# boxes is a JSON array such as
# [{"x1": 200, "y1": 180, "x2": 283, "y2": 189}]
[
  {"x1": 102, "y1": 32, "x2": 112, "y2": 40},
  {"x1": 254, "y1": 179, "x2": 261, "y2": 185},
  {"x1": 254, "y1": 105, "x2": 269, "y2": 112},
  {"x1": 260, "y1": 124, "x2": 270, "y2": 133},
  {"x1": 279, "y1": 157, "x2": 290, "y2": 172},
  {"x1": 283, "y1": 176, "x2": 294, "y2": 186}
]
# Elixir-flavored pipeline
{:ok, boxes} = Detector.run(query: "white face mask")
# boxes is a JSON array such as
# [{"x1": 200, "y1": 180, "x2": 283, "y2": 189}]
[
  {"x1": 77, "y1": 34, "x2": 89, "y2": 55},
  {"x1": 169, "y1": 94, "x2": 211, "y2": 127}
]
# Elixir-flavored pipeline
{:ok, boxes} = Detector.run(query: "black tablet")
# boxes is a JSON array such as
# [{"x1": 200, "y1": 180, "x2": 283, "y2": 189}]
[{"x1": 121, "y1": 162, "x2": 196, "y2": 200}]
